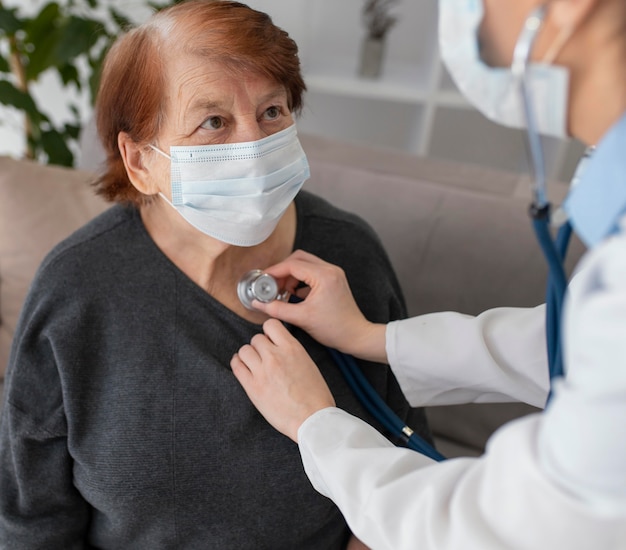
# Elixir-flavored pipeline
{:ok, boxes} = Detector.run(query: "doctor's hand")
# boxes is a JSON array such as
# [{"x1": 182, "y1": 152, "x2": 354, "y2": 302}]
[
  {"x1": 253, "y1": 250, "x2": 388, "y2": 364},
  {"x1": 231, "y1": 318, "x2": 336, "y2": 442}
]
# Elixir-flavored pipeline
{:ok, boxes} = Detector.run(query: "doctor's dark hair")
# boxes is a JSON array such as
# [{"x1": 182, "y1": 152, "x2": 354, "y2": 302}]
[{"x1": 94, "y1": 0, "x2": 306, "y2": 206}]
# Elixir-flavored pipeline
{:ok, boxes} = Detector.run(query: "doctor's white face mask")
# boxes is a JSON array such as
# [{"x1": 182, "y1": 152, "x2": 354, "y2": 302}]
[
  {"x1": 438, "y1": 0, "x2": 570, "y2": 139},
  {"x1": 150, "y1": 124, "x2": 309, "y2": 247}
]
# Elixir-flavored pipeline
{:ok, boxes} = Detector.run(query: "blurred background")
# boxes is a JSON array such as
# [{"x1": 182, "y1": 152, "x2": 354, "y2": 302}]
[{"x1": 0, "y1": 0, "x2": 585, "y2": 180}]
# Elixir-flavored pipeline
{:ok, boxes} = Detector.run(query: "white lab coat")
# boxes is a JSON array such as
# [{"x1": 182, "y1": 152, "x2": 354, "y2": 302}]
[{"x1": 297, "y1": 231, "x2": 626, "y2": 550}]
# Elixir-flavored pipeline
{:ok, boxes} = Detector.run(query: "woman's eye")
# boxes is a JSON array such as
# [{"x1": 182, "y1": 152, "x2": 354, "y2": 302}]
[
  {"x1": 202, "y1": 116, "x2": 223, "y2": 130},
  {"x1": 264, "y1": 106, "x2": 281, "y2": 120}
]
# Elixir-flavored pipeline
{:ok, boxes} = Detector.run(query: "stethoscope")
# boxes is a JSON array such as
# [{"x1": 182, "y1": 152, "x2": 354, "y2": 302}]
[
  {"x1": 512, "y1": 6, "x2": 571, "y2": 385},
  {"x1": 238, "y1": 269, "x2": 446, "y2": 462},
  {"x1": 236, "y1": 8, "x2": 588, "y2": 463},
  {"x1": 513, "y1": 7, "x2": 598, "y2": 389}
]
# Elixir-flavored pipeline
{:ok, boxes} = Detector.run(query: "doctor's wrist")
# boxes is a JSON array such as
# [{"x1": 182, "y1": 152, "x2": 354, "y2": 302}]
[{"x1": 341, "y1": 322, "x2": 388, "y2": 365}]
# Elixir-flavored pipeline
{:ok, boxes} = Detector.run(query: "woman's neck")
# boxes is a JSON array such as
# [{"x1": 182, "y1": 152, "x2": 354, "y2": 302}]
[{"x1": 140, "y1": 199, "x2": 298, "y2": 322}]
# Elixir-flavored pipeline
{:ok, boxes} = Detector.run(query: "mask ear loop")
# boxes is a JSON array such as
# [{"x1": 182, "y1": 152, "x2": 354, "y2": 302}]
[
  {"x1": 511, "y1": 6, "x2": 571, "y2": 387},
  {"x1": 147, "y1": 144, "x2": 176, "y2": 206},
  {"x1": 149, "y1": 144, "x2": 171, "y2": 161}
]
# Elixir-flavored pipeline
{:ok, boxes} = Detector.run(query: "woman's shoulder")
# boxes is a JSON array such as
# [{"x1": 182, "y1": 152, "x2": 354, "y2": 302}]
[
  {"x1": 294, "y1": 191, "x2": 406, "y2": 324},
  {"x1": 294, "y1": 190, "x2": 396, "y2": 273},
  {"x1": 31, "y1": 204, "x2": 143, "y2": 296},
  {"x1": 40, "y1": 204, "x2": 137, "y2": 269},
  {"x1": 295, "y1": 190, "x2": 381, "y2": 243}
]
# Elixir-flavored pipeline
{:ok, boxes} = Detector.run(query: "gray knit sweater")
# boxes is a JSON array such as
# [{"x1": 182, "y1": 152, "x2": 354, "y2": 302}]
[{"x1": 0, "y1": 190, "x2": 430, "y2": 549}]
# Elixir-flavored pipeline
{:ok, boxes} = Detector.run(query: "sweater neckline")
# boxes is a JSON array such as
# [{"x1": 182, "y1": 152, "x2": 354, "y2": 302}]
[{"x1": 126, "y1": 195, "x2": 306, "y2": 329}]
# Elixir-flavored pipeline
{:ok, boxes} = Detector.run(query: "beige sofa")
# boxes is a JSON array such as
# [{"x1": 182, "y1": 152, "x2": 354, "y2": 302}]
[{"x1": 0, "y1": 134, "x2": 585, "y2": 458}]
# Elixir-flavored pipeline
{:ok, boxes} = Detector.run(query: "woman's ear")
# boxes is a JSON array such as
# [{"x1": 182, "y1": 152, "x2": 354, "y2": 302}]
[{"x1": 118, "y1": 132, "x2": 160, "y2": 195}]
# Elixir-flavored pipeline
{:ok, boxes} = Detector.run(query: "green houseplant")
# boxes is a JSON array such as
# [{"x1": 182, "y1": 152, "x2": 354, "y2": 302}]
[{"x1": 0, "y1": 0, "x2": 175, "y2": 167}]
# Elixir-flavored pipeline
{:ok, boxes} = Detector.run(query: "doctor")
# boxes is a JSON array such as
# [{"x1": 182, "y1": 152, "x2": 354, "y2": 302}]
[{"x1": 231, "y1": 0, "x2": 626, "y2": 548}]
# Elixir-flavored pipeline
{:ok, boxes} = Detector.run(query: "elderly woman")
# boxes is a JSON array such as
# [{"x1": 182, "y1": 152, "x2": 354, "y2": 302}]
[{"x1": 0, "y1": 1, "x2": 431, "y2": 548}]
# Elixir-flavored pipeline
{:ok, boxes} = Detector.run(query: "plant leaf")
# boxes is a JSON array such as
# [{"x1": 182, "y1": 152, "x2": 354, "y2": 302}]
[
  {"x1": 23, "y1": 3, "x2": 61, "y2": 46},
  {"x1": 26, "y1": 13, "x2": 106, "y2": 80},
  {"x1": 24, "y1": 23, "x2": 65, "y2": 80},
  {"x1": 64, "y1": 122, "x2": 81, "y2": 139},
  {"x1": 0, "y1": 6, "x2": 22, "y2": 35},
  {"x1": 59, "y1": 63, "x2": 80, "y2": 87},
  {"x1": 0, "y1": 80, "x2": 41, "y2": 123},
  {"x1": 41, "y1": 128, "x2": 74, "y2": 166},
  {"x1": 55, "y1": 16, "x2": 107, "y2": 63},
  {"x1": 108, "y1": 7, "x2": 132, "y2": 31}
]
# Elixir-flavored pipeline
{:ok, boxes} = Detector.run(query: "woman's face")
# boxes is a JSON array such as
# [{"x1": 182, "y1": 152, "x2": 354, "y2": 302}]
[
  {"x1": 478, "y1": 0, "x2": 553, "y2": 67},
  {"x1": 150, "y1": 54, "x2": 295, "y2": 198}
]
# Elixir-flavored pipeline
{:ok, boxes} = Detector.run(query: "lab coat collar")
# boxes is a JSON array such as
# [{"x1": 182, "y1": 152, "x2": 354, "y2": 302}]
[{"x1": 563, "y1": 111, "x2": 626, "y2": 248}]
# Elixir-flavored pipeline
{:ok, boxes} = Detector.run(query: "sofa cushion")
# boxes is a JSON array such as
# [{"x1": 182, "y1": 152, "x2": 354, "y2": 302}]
[{"x1": 0, "y1": 156, "x2": 109, "y2": 378}]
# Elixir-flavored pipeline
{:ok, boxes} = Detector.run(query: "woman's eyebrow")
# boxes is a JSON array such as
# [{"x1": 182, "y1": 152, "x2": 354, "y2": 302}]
[
  {"x1": 192, "y1": 86, "x2": 287, "y2": 109},
  {"x1": 259, "y1": 87, "x2": 288, "y2": 104},
  {"x1": 185, "y1": 87, "x2": 288, "y2": 123},
  {"x1": 182, "y1": 97, "x2": 225, "y2": 130},
  {"x1": 188, "y1": 98, "x2": 224, "y2": 115}
]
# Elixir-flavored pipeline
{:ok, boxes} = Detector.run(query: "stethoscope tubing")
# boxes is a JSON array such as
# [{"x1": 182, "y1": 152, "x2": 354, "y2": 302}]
[
  {"x1": 532, "y1": 214, "x2": 571, "y2": 381},
  {"x1": 514, "y1": 6, "x2": 572, "y2": 387},
  {"x1": 328, "y1": 348, "x2": 446, "y2": 462},
  {"x1": 286, "y1": 295, "x2": 446, "y2": 462},
  {"x1": 323, "y1": 209, "x2": 568, "y2": 462}
]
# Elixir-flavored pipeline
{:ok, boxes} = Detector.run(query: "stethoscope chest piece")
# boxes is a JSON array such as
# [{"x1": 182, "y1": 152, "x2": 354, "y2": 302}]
[{"x1": 237, "y1": 269, "x2": 280, "y2": 310}]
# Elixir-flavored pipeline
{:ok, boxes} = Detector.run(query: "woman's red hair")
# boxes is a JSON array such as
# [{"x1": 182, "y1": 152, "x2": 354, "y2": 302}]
[{"x1": 94, "y1": 0, "x2": 306, "y2": 205}]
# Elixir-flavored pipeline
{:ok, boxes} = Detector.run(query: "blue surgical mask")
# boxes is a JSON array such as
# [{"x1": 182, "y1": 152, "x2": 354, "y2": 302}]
[
  {"x1": 438, "y1": 0, "x2": 571, "y2": 139},
  {"x1": 151, "y1": 124, "x2": 309, "y2": 247}
]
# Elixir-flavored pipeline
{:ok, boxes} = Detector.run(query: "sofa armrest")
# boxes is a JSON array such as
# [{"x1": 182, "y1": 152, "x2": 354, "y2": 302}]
[{"x1": 0, "y1": 156, "x2": 108, "y2": 379}]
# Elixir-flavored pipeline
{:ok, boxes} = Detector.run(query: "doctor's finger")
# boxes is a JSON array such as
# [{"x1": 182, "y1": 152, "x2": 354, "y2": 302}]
[
  {"x1": 262, "y1": 251, "x2": 340, "y2": 289},
  {"x1": 252, "y1": 298, "x2": 306, "y2": 325},
  {"x1": 262, "y1": 250, "x2": 327, "y2": 277}
]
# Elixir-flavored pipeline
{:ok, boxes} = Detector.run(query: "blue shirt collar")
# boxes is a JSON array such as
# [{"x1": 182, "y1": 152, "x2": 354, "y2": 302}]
[{"x1": 563, "y1": 111, "x2": 626, "y2": 248}]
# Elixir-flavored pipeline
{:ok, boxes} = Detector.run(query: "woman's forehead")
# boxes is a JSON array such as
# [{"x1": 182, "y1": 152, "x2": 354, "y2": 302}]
[
  {"x1": 167, "y1": 55, "x2": 283, "y2": 98},
  {"x1": 157, "y1": 56, "x2": 288, "y2": 134}
]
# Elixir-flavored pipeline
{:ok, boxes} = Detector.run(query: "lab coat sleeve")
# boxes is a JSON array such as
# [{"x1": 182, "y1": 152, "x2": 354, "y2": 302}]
[
  {"x1": 298, "y1": 407, "x2": 626, "y2": 550},
  {"x1": 386, "y1": 306, "x2": 549, "y2": 408}
]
